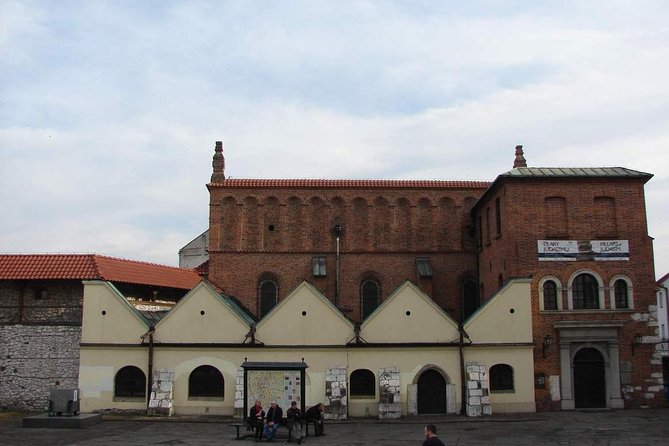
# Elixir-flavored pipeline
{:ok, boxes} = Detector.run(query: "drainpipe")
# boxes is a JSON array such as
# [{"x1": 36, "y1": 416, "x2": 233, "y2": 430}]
[
  {"x1": 334, "y1": 224, "x2": 343, "y2": 307},
  {"x1": 458, "y1": 324, "x2": 466, "y2": 415},
  {"x1": 142, "y1": 325, "x2": 155, "y2": 413}
]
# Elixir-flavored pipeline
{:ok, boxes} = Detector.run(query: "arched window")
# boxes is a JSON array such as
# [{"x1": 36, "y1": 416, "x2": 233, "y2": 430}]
[
  {"x1": 361, "y1": 279, "x2": 380, "y2": 320},
  {"x1": 189, "y1": 365, "x2": 224, "y2": 398},
  {"x1": 462, "y1": 279, "x2": 479, "y2": 320},
  {"x1": 350, "y1": 369, "x2": 376, "y2": 398},
  {"x1": 489, "y1": 364, "x2": 514, "y2": 392},
  {"x1": 114, "y1": 366, "x2": 146, "y2": 398},
  {"x1": 543, "y1": 280, "x2": 558, "y2": 310},
  {"x1": 259, "y1": 278, "x2": 278, "y2": 318},
  {"x1": 572, "y1": 273, "x2": 600, "y2": 309},
  {"x1": 613, "y1": 279, "x2": 629, "y2": 308}
]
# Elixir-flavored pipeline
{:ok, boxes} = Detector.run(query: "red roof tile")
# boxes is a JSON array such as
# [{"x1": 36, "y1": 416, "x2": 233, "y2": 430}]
[
  {"x1": 0, "y1": 254, "x2": 201, "y2": 290},
  {"x1": 210, "y1": 179, "x2": 491, "y2": 189}
]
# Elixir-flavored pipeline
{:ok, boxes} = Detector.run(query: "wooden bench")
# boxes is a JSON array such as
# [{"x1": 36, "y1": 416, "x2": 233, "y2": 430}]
[{"x1": 230, "y1": 418, "x2": 309, "y2": 441}]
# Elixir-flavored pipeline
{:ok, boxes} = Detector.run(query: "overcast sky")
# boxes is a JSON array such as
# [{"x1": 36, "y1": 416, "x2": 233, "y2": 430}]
[{"x1": 1, "y1": 0, "x2": 668, "y2": 277}]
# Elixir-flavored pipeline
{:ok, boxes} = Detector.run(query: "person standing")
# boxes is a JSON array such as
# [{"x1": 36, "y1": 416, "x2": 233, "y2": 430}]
[
  {"x1": 263, "y1": 401, "x2": 283, "y2": 442},
  {"x1": 423, "y1": 424, "x2": 445, "y2": 446},
  {"x1": 304, "y1": 402, "x2": 326, "y2": 436},
  {"x1": 249, "y1": 400, "x2": 265, "y2": 441},
  {"x1": 286, "y1": 400, "x2": 304, "y2": 444}
]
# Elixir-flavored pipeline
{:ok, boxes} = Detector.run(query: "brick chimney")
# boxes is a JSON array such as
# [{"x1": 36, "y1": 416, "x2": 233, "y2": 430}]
[
  {"x1": 513, "y1": 145, "x2": 527, "y2": 168},
  {"x1": 211, "y1": 141, "x2": 226, "y2": 182}
]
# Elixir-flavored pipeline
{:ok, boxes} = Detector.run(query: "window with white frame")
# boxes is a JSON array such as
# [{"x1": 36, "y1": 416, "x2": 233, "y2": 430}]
[
  {"x1": 609, "y1": 276, "x2": 633, "y2": 309},
  {"x1": 539, "y1": 276, "x2": 562, "y2": 311}
]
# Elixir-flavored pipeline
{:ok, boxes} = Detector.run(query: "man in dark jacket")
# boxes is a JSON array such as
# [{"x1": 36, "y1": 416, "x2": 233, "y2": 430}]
[
  {"x1": 286, "y1": 400, "x2": 304, "y2": 444},
  {"x1": 304, "y1": 403, "x2": 325, "y2": 436},
  {"x1": 423, "y1": 424, "x2": 445, "y2": 446},
  {"x1": 263, "y1": 401, "x2": 283, "y2": 441}
]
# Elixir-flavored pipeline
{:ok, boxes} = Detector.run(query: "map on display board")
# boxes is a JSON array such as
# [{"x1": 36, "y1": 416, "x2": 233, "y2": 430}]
[{"x1": 246, "y1": 370, "x2": 301, "y2": 410}]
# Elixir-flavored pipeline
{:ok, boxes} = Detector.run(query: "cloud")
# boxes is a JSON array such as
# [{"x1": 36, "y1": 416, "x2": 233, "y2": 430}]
[{"x1": 1, "y1": 0, "x2": 668, "y2": 274}]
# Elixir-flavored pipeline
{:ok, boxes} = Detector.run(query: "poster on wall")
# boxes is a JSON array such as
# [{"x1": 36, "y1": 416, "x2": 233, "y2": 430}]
[
  {"x1": 246, "y1": 370, "x2": 301, "y2": 410},
  {"x1": 538, "y1": 240, "x2": 629, "y2": 261}
]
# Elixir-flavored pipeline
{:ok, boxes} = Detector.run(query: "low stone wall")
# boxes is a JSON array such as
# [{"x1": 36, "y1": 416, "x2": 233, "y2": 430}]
[{"x1": 0, "y1": 325, "x2": 81, "y2": 411}]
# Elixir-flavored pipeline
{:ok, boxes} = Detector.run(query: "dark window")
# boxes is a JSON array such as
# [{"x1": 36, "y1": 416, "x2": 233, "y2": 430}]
[
  {"x1": 498, "y1": 274, "x2": 503, "y2": 287},
  {"x1": 572, "y1": 273, "x2": 599, "y2": 309},
  {"x1": 543, "y1": 280, "x2": 558, "y2": 310},
  {"x1": 614, "y1": 279, "x2": 629, "y2": 309},
  {"x1": 477, "y1": 216, "x2": 483, "y2": 249},
  {"x1": 495, "y1": 197, "x2": 501, "y2": 237},
  {"x1": 490, "y1": 364, "x2": 514, "y2": 392},
  {"x1": 259, "y1": 279, "x2": 278, "y2": 318},
  {"x1": 415, "y1": 257, "x2": 433, "y2": 277},
  {"x1": 114, "y1": 366, "x2": 146, "y2": 398},
  {"x1": 361, "y1": 279, "x2": 380, "y2": 319},
  {"x1": 485, "y1": 207, "x2": 491, "y2": 244},
  {"x1": 350, "y1": 369, "x2": 376, "y2": 398},
  {"x1": 462, "y1": 280, "x2": 479, "y2": 320},
  {"x1": 312, "y1": 256, "x2": 327, "y2": 277},
  {"x1": 189, "y1": 365, "x2": 224, "y2": 398}
]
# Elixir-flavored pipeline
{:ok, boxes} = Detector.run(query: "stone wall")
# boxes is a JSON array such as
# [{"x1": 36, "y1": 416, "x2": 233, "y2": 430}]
[
  {"x1": 324, "y1": 366, "x2": 347, "y2": 420},
  {"x1": 148, "y1": 368, "x2": 174, "y2": 416},
  {"x1": 465, "y1": 362, "x2": 491, "y2": 417},
  {"x1": 0, "y1": 325, "x2": 81, "y2": 410},
  {"x1": 378, "y1": 366, "x2": 401, "y2": 419}
]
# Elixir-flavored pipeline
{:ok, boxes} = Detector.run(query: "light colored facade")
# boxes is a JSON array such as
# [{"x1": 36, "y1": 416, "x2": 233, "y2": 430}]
[
  {"x1": 79, "y1": 277, "x2": 536, "y2": 416},
  {"x1": 178, "y1": 230, "x2": 209, "y2": 268}
]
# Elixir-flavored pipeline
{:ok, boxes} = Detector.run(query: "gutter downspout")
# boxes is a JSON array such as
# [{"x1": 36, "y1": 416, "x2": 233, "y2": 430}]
[
  {"x1": 142, "y1": 325, "x2": 155, "y2": 413},
  {"x1": 458, "y1": 324, "x2": 466, "y2": 415}
]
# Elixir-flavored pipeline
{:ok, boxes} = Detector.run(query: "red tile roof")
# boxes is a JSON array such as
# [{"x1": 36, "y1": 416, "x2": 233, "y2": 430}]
[
  {"x1": 0, "y1": 254, "x2": 201, "y2": 290},
  {"x1": 210, "y1": 179, "x2": 491, "y2": 189}
]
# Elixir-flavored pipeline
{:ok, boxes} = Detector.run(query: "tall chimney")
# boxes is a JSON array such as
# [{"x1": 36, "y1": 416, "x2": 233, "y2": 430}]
[
  {"x1": 211, "y1": 141, "x2": 226, "y2": 182},
  {"x1": 513, "y1": 145, "x2": 527, "y2": 168}
]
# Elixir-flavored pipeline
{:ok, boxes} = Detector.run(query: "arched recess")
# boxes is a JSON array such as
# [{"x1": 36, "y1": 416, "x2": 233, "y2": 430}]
[
  {"x1": 189, "y1": 365, "x2": 225, "y2": 398},
  {"x1": 352, "y1": 197, "x2": 370, "y2": 249},
  {"x1": 263, "y1": 196, "x2": 281, "y2": 251},
  {"x1": 572, "y1": 347, "x2": 607, "y2": 408},
  {"x1": 437, "y1": 197, "x2": 455, "y2": 250},
  {"x1": 242, "y1": 196, "x2": 260, "y2": 250},
  {"x1": 287, "y1": 196, "x2": 303, "y2": 251},
  {"x1": 568, "y1": 270, "x2": 604, "y2": 310},
  {"x1": 413, "y1": 365, "x2": 449, "y2": 415},
  {"x1": 350, "y1": 369, "x2": 376, "y2": 399},
  {"x1": 461, "y1": 197, "x2": 478, "y2": 250},
  {"x1": 461, "y1": 278, "x2": 479, "y2": 321},
  {"x1": 538, "y1": 276, "x2": 563, "y2": 311},
  {"x1": 114, "y1": 365, "x2": 146, "y2": 398},
  {"x1": 309, "y1": 196, "x2": 328, "y2": 251},
  {"x1": 372, "y1": 197, "x2": 391, "y2": 250},
  {"x1": 415, "y1": 197, "x2": 433, "y2": 250},
  {"x1": 394, "y1": 197, "x2": 412, "y2": 250},
  {"x1": 609, "y1": 275, "x2": 633, "y2": 309},
  {"x1": 221, "y1": 196, "x2": 240, "y2": 250},
  {"x1": 258, "y1": 274, "x2": 279, "y2": 318}
]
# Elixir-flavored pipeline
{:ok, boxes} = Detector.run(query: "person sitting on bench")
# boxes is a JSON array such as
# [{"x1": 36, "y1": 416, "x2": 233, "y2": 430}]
[
  {"x1": 286, "y1": 400, "x2": 304, "y2": 443},
  {"x1": 304, "y1": 402, "x2": 325, "y2": 436},
  {"x1": 263, "y1": 401, "x2": 283, "y2": 442},
  {"x1": 249, "y1": 400, "x2": 265, "y2": 441}
]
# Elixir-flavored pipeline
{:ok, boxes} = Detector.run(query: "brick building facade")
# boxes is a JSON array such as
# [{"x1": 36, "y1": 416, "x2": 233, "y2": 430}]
[{"x1": 205, "y1": 142, "x2": 665, "y2": 410}]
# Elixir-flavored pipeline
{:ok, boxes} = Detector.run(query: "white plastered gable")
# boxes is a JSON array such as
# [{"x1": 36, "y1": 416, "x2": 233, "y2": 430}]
[
  {"x1": 154, "y1": 280, "x2": 250, "y2": 343},
  {"x1": 360, "y1": 281, "x2": 460, "y2": 343},
  {"x1": 255, "y1": 281, "x2": 354, "y2": 345},
  {"x1": 464, "y1": 278, "x2": 533, "y2": 344},
  {"x1": 81, "y1": 280, "x2": 149, "y2": 344}
]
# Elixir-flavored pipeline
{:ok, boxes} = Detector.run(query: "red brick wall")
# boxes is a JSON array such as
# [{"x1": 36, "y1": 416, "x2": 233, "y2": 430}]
[
  {"x1": 475, "y1": 177, "x2": 664, "y2": 409},
  {"x1": 207, "y1": 186, "x2": 484, "y2": 321}
]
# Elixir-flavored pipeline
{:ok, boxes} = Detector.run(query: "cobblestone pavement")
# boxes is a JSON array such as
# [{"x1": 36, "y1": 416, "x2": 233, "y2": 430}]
[{"x1": 2, "y1": 409, "x2": 669, "y2": 445}]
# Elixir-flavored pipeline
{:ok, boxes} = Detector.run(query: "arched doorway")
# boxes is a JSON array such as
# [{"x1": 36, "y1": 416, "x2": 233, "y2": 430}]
[
  {"x1": 573, "y1": 347, "x2": 606, "y2": 408},
  {"x1": 417, "y1": 369, "x2": 447, "y2": 414}
]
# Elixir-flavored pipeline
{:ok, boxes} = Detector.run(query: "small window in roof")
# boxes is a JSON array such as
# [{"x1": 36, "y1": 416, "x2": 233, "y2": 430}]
[
  {"x1": 312, "y1": 256, "x2": 326, "y2": 277},
  {"x1": 415, "y1": 257, "x2": 433, "y2": 277}
]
